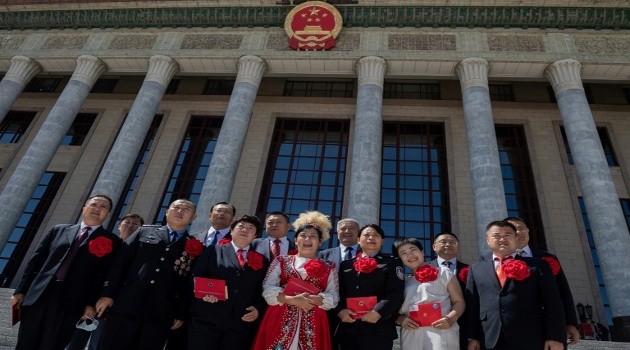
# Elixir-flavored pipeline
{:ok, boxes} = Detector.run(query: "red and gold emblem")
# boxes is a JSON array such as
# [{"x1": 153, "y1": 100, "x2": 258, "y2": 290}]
[{"x1": 284, "y1": 1, "x2": 343, "y2": 51}]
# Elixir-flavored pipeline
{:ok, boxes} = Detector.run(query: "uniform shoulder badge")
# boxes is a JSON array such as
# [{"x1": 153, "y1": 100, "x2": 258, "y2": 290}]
[{"x1": 396, "y1": 266, "x2": 405, "y2": 280}]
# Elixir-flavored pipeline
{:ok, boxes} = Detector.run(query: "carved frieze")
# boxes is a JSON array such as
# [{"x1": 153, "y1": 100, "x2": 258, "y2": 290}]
[
  {"x1": 487, "y1": 34, "x2": 544, "y2": 52},
  {"x1": 0, "y1": 35, "x2": 25, "y2": 50},
  {"x1": 575, "y1": 36, "x2": 630, "y2": 54},
  {"x1": 180, "y1": 34, "x2": 242, "y2": 49},
  {"x1": 266, "y1": 32, "x2": 359, "y2": 50},
  {"x1": 388, "y1": 34, "x2": 456, "y2": 51},
  {"x1": 43, "y1": 35, "x2": 88, "y2": 49},
  {"x1": 109, "y1": 35, "x2": 157, "y2": 50}
]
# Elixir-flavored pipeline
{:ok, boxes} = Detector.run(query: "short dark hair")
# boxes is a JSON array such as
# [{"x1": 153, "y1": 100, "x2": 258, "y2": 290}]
[
  {"x1": 87, "y1": 194, "x2": 113, "y2": 211},
  {"x1": 504, "y1": 216, "x2": 526, "y2": 225},
  {"x1": 359, "y1": 224, "x2": 385, "y2": 239},
  {"x1": 211, "y1": 201, "x2": 236, "y2": 216},
  {"x1": 485, "y1": 220, "x2": 517, "y2": 233},
  {"x1": 266, "y1": 211, "x2": 290, "y2": 223},
  {"x1": 392, "y1": 237, "x2": 424, "y2": 258},
  {"x1": 170, "y1": 199, "x2": 196, "y2": 212},
  {"x1": 120, "y1": 213, "x2": 145, "y2": 226},
  {"x1": 434, "y1": 232, "x2": 459, "y2": 243},
  {"x1": 231, "y1": 214, "x2": 263, "y2": 236}
]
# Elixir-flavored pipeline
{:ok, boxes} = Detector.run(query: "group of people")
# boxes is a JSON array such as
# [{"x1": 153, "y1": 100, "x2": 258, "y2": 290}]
[{"x1": 10, "y1": 194, "x2": 580, "y2": 350}]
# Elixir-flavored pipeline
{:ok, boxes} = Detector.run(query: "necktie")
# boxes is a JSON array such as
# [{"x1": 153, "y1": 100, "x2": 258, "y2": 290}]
[
  {"x1": 442, "y1": 260, "x2": 453, "y2": 271},
  {"x1": 516, "y1": 249, "x2": 525, "y2": 257},
  {"x1": 237, "y1": 249, "x2": 246, "y2": 267},
  {"x1": 209, "y1": 231, "x2": 218, "y2": 246},
  {"x1": 495, "y1": 256, "x2": 512, "y2": 287},
  {"x1": 170, "y1": 231, "x2": 178, "y2": 243},
  {"x1": 271, "y1": 239, "x2": 281, "y2": 260},
  {"x1": 55, "y1": 227, "x2": 91, "y2": 281},
  {"x1": 344, "y1": 246, "x2": 353, "y2": 261}
]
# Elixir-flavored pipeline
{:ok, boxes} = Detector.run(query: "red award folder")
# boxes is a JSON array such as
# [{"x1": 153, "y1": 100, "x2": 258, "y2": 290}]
[
  {"x1": 347, "y1": 296, "x2": 377, "y2": 319},
  {"x1": 409, "y1": 302, "x2": 442, "y2": 327},
  {"x1": 283, "y1": 276, "x2": 319, "y2": 296},
  {"x1": 194, "y1": 277, "x2": 228, "y2": 300},
  {"x1": 12, "y1": 303, "x2": 20, "y2": 326}
]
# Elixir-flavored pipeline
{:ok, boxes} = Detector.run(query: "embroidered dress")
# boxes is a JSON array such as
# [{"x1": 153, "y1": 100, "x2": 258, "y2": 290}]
[
  {"x1": 251, "y1": 255, "x2": 339, "y2": 350},
  {"x1": 400, "y1": 267, "x2": 459, "y2": 350}
]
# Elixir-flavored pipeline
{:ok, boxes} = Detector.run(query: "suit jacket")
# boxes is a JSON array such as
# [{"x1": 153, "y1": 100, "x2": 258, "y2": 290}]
[
  {"x1": 101, "y1": 226, "x2": 194, "y2": 323},
  {"x1": 189, "y1": 244, "x2": 269, "y2": 334},
  {"x1": 251, "y1": 237, "x2": 296, "y2": 261},
  {"x1": 15, "y1": 224, "x2": 121, "y2": 312},
  {"x1": 335, "y1": 254, "x2": 405, "y2": 339},
  {"x1": 318, "y1": 245, "x2": 362, "y2": 270},
  {"x1": 191, "y1": 229, "x2": 232, "y2": 246},
  {"x1": 430, "y1": 258, "x2": 470, "y2": 350},
  {"x1": 465, "y1": 256, "x2": 566, "y2": 350}
]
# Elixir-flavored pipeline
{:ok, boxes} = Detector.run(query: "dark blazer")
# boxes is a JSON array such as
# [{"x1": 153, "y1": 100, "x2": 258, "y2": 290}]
[
  {"x1": 251, "y1": 237, "x2": 296, "y2": 261},
  {"x1": 191, "y1": 229, "x2": 232, "y2": 246},
  {"x1": 430, "y1": 258, "x2": 470, "y2": 350},
  {"x1": 188, "y1": 244, "x2": 269, "y2": 346},
  {"x1": 101, "y1": 225, "x2": 194, "y2": 323},
  {"x1": 318, "y1": 245, "x2": 361, "y2": 270},
  {"x1": 465, "y1": 256, "x2": 566, "y2": 350},
  {"x1": 16, "y1": 224, "x2": 120, "y2": 311},
  {"x1": 336, "y1": 254, "x2": 405, "y2": 340}
]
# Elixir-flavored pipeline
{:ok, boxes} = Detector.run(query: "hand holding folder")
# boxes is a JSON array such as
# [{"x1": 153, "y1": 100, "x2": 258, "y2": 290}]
[
  {"x1": 283, "y1": 276, "x2": 319, "y2": 296},
  {"x1": 409, "y1": 302, "x2": 442, "y2": 327},
  {"x1": 347, "y1": 296, "x2": 377, "y2": 319},
  {"x1": 194, "y1": 277, "x2": 228, "y2": 300}
]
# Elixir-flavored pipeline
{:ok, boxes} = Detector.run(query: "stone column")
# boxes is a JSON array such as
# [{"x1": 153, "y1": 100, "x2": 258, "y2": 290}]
[
  {"x1": 346, "y1": 56, "x2": 387, "y2": 227},
  {"x1": 0, "y1": 56, "x2": 42, "y2": 124},
  {"x1": 0, "y1": 55, "x2": 106, "y2": 252},
  {"x1": 190, "y1": 55, "x2": 267, "y2": 233},
  {"x1": 455, "y1": 58, "x2": 507, "y2": 254},
  {"x1": 90, "y1": 55, "x2": 179, "y2": 222},
  {"x1": 546, "y1": 59, "x2": 630, "y2": 341}
]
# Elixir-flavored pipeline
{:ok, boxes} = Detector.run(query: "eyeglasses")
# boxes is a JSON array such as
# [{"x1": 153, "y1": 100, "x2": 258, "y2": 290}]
[{"x1": 436, "y1": 240, "x2": 458, "y2": 246}]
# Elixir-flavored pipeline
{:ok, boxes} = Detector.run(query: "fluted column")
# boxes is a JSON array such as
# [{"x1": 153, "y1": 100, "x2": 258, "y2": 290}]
[
  {"x1": 455, "y1": 58, "x2": 507, "y2": 254},
  {"x1": 191, "y1": 55, "x2": 267, "y2": 233},
  {"x1": 90, "y1": 55, "x2": 179, "y2": 222},
  {"x1": 546, "y1": 59, "x2": 630, "y2": 339},
  {"x1": 346, "y1": 56, "x2": 387, "y2": 226},
  {"x1": 0, "y1": 55, "x2": 106, "y2": 251},
  {"x1": 0, "y1": 56, "x2": 42, "y2": 124}
]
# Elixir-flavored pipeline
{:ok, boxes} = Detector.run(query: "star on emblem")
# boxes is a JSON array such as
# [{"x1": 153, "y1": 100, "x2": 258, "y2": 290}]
[{"x1": 309, "y1": 7, "x2": 321, "y2": 16}]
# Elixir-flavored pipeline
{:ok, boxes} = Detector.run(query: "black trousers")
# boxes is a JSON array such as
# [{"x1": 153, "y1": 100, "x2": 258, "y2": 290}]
[{"x1": 98, "y1": 312, "x2": 171, "y2": 350}]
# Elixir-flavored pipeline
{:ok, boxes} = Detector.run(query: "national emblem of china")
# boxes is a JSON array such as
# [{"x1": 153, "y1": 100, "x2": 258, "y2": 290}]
[{"x1": 284, "y1": 1, "x2": 343, "y2": 51}]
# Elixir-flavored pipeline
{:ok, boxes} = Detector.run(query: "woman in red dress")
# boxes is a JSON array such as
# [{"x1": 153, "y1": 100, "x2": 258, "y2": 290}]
[{"x1": 251, "y1": 211, "x2": 339, "y2": 350}]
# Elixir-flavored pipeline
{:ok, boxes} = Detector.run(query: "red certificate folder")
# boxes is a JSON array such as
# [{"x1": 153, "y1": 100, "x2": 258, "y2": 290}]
[
  {"x1": 347, "y1": 296, "x2": 377, "y2": 319},
  {"x1": 283, "y1": 276, "x2": 319, "y2": 296},
  {"x1": 12, "y1": 303, "x2": 20, "y2": 326},
  {"x1": 194, "y1": 277, "x2": 228, "y2": 300},
  {"x1": 409, "y1": 302, "x2": 442, "y2": 327}
]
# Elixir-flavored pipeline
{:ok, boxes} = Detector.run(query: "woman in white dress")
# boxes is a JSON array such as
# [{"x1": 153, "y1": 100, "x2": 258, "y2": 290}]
[{"x1": 393, "y1": 237, "x2": 465, "y2": 350}]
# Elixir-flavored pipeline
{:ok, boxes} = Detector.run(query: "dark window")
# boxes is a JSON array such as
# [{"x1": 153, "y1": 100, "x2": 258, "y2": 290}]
[
  {"x1": 560, "y1": 126, "x2": 618, "y2": 166},
  {"x1": 108, "y1": 115, "x2": 163, "y2": 233},
  {"x1": 623, "y1": 88, "x2": 630, "y2": 104},
  {"x1": 165, "y1": 79, "x2": 180, "y2": 95},
  {"x1": 60, "y1": 113, "x2": 97, "y2": 146},
  {"x1": 381, "y1": 122, "x2": 450, "y2": 259},
  {"x1": 203, "y1": 80, "x2": 235, "y2": 95},
  {"x1": 90, "y1": 79, "x2": 118, "y2": 93},
  {"x1": 584, "y1": 85, "x2": 594, "y2": 104},
  {"x1": 0, "y1": 111, "x2": 37, "y2": 143},
  {"x1": 489, "y1": 84, "x2": 515, "y2": 102},
  {"x1": 547, "y1": 86, "x2": 557, "y2": 103},
  {"x1": 155, "y1": 116, "x2": 223, "y2": 224},
  {"x1": 0, "y1": 172, "x2": 66, "y2": 287},
  {"x1": 24, "y1": 78, "x2": 61, "y2": 93},
  {"x1": 383, "y1": 82, "x2": 440, "y2": 100},
  {"x1": 496, "y1": 125, "x2": 546, "y2": 250},
  {"x1": 283, "y1": 81, "x2": 354, "y2": 98},
  {"x1": 256, "y1": 119, "x2": 349, "y2": 244}
]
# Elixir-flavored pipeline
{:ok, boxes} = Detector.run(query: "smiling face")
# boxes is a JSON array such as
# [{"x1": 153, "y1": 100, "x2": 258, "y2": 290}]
[
  {"x1": 209, "y1": 203, "x2": 234, "y2": 230},
  {"x1": 265, "y1": 214, "x2": 291, "y2": 239},
  {"x1": 337, "y1": 220, "x2": 359, "y2": 246},
  {"x1": 82, "y1": 196, "x2": 111, "y2": 226},
  {"x1": 486, "y1": 224, "x2": 517, "y2": 257},
  {"x1": 231, "y1": 221, "x2": 258, "y2": 249},
  {"x1": 359, "y1": 227, "x2": 384, "y2": 256},
  {"x1": 165, "y1": 199, "x2": 197, "y2": 231},
  {"x1": 432, "y1": 233, "x2": 459, "y2": 261},
  {"x1": 508, "y1": 219, "x2": 530, "y2": 249},
  {"x1": 295, "y1": 228, "x2": 323, "y2": 258},
  {"x1": 397, "y1": 243, "x2": 425, "y2": 271},
  {"x1": 118, "y1": 216, "x2": 142, "y2": 240}
]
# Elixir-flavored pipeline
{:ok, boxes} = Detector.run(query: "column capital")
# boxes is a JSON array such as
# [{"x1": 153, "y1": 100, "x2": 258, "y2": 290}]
[
  {"x1": 455, "y1": 57, "x2": 489, "y2": 90},
  {"x1": 235, "y1": 55, "x2": 268, "y2": 88},
  {"x1": 3, "y1": 56, "x2": 42, "y2": 87},
  {"x1": 355, "y1": 56, "x2": 387, "y2": 88},
  {"x1": 71, "y1": 55, "x2": 107, "y2": 87},
  {"x1": 545, "y1": 59, "x2": 583, "y2": 95},
  {"x1": 145, "y1": 55, "x2": 180, "y2": 86}
]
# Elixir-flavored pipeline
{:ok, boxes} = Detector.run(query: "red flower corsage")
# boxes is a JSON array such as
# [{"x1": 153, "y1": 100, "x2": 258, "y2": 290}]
[
  {"x1": 288, "y1": 249, "x2": 298, "y2": 255},
  {"x1": 353, "y1": 256, "x2": 378, "y2": 274},
  {"x1": 304, "y1": 259, "x2": 327, "y2": 279},
  {"x1": 458, "y1": 266, "x2": 469, "y2": 283},
  {"x1": 541, "y1": 256, "x2": 561, "y2": 276},
  {"x1": 185, "y1": 238, "x2": 204, "y2": 259},
  {"x1": 415, "y1": 264, "x2": 439, "y2": 283},
  {"x1": 218, "y1": 238, "x2": 232, "y2": 245},
  {"x1": 246, "y1": 251, "x2": 264, "y2": 270},
  {"x1": 503, "y1": 260, "x2": 531, "y2": 280},
  {"x1": 88, "y1": 236, "x2": 113, "y2": 257}
]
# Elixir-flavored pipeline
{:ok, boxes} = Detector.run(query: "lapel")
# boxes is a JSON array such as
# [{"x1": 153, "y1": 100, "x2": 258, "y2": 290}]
[
  {"x1": 223, "y1": 244, "x2": 241, "y2": 270},
  {"x1": 481, "y1": 257, "x2": 503, "y2": 290},
  {"x1": 63, "y1": 224, "x2": 81, "y2": 245},
  {"x1": 156, "y1": 226, "x2": 170, "y2": 244},
  {"x1": 261, "y1": 238, "x2": 271, "y2": 258}
]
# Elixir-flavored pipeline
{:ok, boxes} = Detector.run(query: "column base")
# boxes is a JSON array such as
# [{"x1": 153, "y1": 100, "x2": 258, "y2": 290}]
[{"x1": 612, "y1": 316, "x2": 630, "y2": 342}]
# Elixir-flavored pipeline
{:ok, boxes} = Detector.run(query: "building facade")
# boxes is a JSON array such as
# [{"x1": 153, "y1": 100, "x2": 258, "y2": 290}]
[{"x1": 1, "y1": 0, "x2": 630, "y2": 341}]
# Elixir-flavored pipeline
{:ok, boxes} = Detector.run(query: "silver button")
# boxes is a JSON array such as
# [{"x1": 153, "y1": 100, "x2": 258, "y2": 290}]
[
  {"x1": 155, "y1": 268, "x2": 160, "y2": 272},
  {"x1": 150, "y1": 280, "x2": 155, "y2": 284},
  {"x1": 165, "y1": 248, "x2": 170, "y2": 252},
  {"x1": 160, "y1": 257, "x2": 165, "y2": 261}
]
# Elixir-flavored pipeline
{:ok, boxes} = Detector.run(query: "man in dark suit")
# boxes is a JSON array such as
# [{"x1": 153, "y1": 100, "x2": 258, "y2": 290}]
[
  {"x1": 466, "y1": 220, "x2": 565, "y2": 350},
  {"x1": 506, "y1": 216, "x2": 580, "y2": 346},
  {"x1": 252, "y1": 211, "x2": 296, "y2": 260},
  {"x1": 192, "y1": 201, "x2": 235, "y2": 246},
  {"x1": 96, "y1": 199, "x2": 199, "y2": 350},
  {"x1": 11, "y1": 194, "x2": 121, "y2": 350},
  {"x1": 429, "y1": 232, "x2": 469, "y2": 350},
  {"x1": 188, "y1": 214, "x2": 269, "y2": 350}
]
